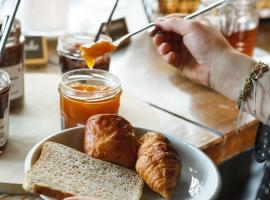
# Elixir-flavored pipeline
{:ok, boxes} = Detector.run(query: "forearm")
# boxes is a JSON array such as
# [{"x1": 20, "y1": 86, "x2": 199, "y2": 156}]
[{"x1": 211, "y1": 49, "x2": 270, "y2": 124}]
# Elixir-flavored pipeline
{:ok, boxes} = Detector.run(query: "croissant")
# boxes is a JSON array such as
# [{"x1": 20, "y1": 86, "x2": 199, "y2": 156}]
[
  {"x1": 84, "y1": 114, "x2": 138, "y2": 168},
  {"x1": 135, "y1": 132, "x2": 181, "y2": 199}
]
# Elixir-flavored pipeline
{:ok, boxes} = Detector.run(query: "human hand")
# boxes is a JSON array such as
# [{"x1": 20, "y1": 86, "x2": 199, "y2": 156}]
[
  {"x1": 151, "y1": 14, "x2": 270, "y2": 124},
  {"x1": 150, "y1": 14, "x2": 234, "y2": 88}
]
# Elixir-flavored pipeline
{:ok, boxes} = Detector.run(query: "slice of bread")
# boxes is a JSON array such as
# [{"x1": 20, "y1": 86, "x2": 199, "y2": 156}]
[{"x1": 23, "y1": 142, "x2": 144, "y2": 200}]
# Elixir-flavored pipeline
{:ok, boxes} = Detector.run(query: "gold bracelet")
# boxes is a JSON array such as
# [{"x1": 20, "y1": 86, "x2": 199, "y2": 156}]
[{"x1": 236, "y1": 61, "x2": 269, "y2": 109}]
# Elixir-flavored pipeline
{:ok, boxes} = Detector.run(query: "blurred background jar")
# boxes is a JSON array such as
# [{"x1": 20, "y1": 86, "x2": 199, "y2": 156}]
[
  {"x1": 200, "y1": 0, "x2": 259, "y2": 57},
  {"x1": 0, "y1": 19, "x2": 25, "y2": 109},
  {"x1": 57, "y1": 34, "x2": 112, "y2": 73},
  {"x1": 143, "y1": 0, "x2": 200, "y2": 21},
  {"x1": 0, "y1": 70, "x2": 10, "y2": 152}
]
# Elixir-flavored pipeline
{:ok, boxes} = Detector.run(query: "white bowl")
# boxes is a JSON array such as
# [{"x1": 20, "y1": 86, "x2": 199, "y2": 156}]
[{"x1": 25, "y1": 126, "x2": 221, "y2": 200}]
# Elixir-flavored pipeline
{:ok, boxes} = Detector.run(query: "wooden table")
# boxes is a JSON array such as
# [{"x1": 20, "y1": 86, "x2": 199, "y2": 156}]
[
  {"x1": 1, "y1": 0, "x2": 270, "y2": 197},
  {"x1": 0, "y1": 35, "x2": 267, "y2": 195}
]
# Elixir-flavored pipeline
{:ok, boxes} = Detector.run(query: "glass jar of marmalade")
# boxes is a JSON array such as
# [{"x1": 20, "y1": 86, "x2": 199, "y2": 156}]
[
  {"x1": 201, "y1": 0, "x2": 259, "y2": 56},
  {"x1": 57, "y1": 33, "x2": 112, "y2": 73},
  {"x1": 0, "y1": 19, "x2": 25, "y2": 108},
  {"x1": 59, "y1": 69, "x2": 122, "y2": 129},
  {"x1": 0, "y1": 70, "x2": 10, "y2": 153}
]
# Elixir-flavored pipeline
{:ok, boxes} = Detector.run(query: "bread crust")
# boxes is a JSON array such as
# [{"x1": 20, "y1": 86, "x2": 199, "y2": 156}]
[
  {"x1": 23, "y1": 142, "x2": 144, "y2": 200},
  {"x1": 84, "y1": 114, "x2": 138, "y2": 168},
  {"x1": 33, "y1": 184, "x2": 73, "y2": 200}
]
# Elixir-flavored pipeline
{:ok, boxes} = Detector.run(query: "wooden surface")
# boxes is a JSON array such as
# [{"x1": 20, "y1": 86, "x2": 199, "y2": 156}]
[
  {"x1": 257, "y1": 24, "x2": 270, "y2": 52},
  {"x1": 0, "y1": 38, "x2": 266, "y2": 193},
  {"x1": 1, "y1": 0, "x2": 270, "y2": 196},
  {"x1": 111, "y1": 32, "x2": 269, "y2": 163},
  {"x1": 0, "y1": 72, "x2": 220, "y2": 194}
]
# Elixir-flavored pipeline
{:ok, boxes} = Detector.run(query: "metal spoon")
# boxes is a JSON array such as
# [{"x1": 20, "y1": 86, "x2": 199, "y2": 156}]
[{"x1": 113, "y1": 0, "x2": 226, "y2": 47}]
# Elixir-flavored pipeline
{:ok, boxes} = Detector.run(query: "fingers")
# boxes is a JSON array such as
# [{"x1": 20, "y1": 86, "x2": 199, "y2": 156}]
[
  {"x1": 149, "y1": 14, "x2": 186, "y2": 37},
  {"x1": 154, "y1": 15, "x2": 214, "y2": 37},
  {"x1": 154, "y1": 41, "x2": 178, "y2": 65},
  {"x1": 153, "y1": 37, "x2": 182, "y2": 67},
  {"x1": 165, "y1": 13, "x2": 187, "y2": 18},
  {"x1": 152, "y1": 32, "x2": 181, "y2": 66},
  {"x1": 152, "y1": 32, "x2": 181, "y2": 46},
  {"x1": 195, "y1": 15, "x2": 212, "y2": 26},
  {"x1": 158, "y1": 43, "x2": 172, "y2": 55},
  {"x1": 155, "y1": 17, "x2": 195, "y2": 36},
  {"x1": 149, "y1": 27, "x2": 161, "y2": 37},
  {"x1": 156, "y1": 13, "x2": 187, "y2": 22},
  {"x1": 152, "y1": 31, "x2": 182, "y2": 46},
  {"x1": 162, "y1": 51, "x2": 176, "y2": 65},
  {"x1": 157, "y1": 41, "x2": 181, "y2": 53},
  {"x1": 152, "y1": 33, "x2": 167, "y2": 46}
]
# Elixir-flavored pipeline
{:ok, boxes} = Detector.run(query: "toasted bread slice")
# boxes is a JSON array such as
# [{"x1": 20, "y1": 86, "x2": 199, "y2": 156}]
[{"x1": 23, "y1": 142, "x2": 144, "y2": 200}]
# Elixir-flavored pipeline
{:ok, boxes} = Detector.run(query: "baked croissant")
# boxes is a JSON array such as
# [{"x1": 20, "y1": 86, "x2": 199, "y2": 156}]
[
  {"x1": 135, "y1": 132, "x2": 181, "y2": 199},
  {"x1": 84, "y1": 114, "x2": 138, "y2": 169}
]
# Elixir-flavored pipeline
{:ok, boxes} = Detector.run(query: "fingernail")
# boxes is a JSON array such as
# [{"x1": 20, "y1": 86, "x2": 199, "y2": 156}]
[{"x1": 149, "y1": 28, "x2": 158, "y2": 37}]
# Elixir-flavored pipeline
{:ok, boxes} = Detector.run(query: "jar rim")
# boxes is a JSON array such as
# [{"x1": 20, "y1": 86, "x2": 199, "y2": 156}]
[
  {"x1": 57, "y1": 33, "x2": 112, "y2": 60},
  {"x1": 59, "y1": 69, "x2": 121, "y2": 101}
]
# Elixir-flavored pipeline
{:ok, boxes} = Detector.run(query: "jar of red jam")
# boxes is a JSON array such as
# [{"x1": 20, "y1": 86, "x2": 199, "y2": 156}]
[
  {"x1": 59, "y1": 69, "x2": 122, "y2": 129},
  {"x1": 0, "y1": 70, "x2": 10, "y2": 153},
  {"x1": 57, "y1": 33, "x2": 112, "y2": 73},
  {"x1": 0, "y1": 20, "x2": 24, "y2": 109}
]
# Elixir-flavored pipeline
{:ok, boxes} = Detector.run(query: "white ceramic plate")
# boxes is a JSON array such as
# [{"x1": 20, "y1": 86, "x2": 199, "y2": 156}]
[{"x1": 24, "y1": 127, "x2": 221, "y2": 200}]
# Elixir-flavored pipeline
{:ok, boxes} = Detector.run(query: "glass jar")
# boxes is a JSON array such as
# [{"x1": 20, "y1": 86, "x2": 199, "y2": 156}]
[
  {"x1": 59, "y1": 69, "x2": 122, "y2": 129},
  {"x1": 201, "y1": 0, "x2": 259, "y2": 56},
  {"x1": 57, "y1": 33, "x2": 112, "y2": 73},
  {"x1": 0, "y1": 70, "x2": 10, "y2": 152},
  {"x1": 143, "y1": 0, "x2": 200, "y2": 21},
  {"x1": 0, "y1": 19, "x2": 25, "y2": 108}
]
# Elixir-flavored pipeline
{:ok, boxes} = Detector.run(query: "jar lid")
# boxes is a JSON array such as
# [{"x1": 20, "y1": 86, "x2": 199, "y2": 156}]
[
  {"x1": 57, "y1": 33, "x2": 112, "y2": 60},
  {"x1": 0, "y1": 70, "x2": 10, "y2": 94}
]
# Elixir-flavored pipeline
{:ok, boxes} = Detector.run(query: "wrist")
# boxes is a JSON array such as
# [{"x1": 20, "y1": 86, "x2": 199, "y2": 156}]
[{"x1": 210, "y1": 49, "x2": 256, "y2": 101}]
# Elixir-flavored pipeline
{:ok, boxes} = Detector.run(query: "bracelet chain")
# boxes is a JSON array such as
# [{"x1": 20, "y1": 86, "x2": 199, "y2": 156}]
[{"x1": 236, "y1": 61, "x2": 269, "y2": 109}]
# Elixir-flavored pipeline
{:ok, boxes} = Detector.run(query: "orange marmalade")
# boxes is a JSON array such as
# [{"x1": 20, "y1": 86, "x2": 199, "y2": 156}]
[
  {"x1": 80, "y1": 40, "x2": 117, "y2": 68},
  {"x1": 59, "y1": 69, "x2": 121, "y2": 129}
]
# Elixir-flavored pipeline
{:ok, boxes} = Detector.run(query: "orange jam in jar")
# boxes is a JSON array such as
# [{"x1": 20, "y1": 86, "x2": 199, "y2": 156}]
[
  {"x1": 59, "y1": 69, "x2": 121, "y2": 129},
  {"x1": 57, "y1": 34, "x2": 112, "y2": 73}
]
